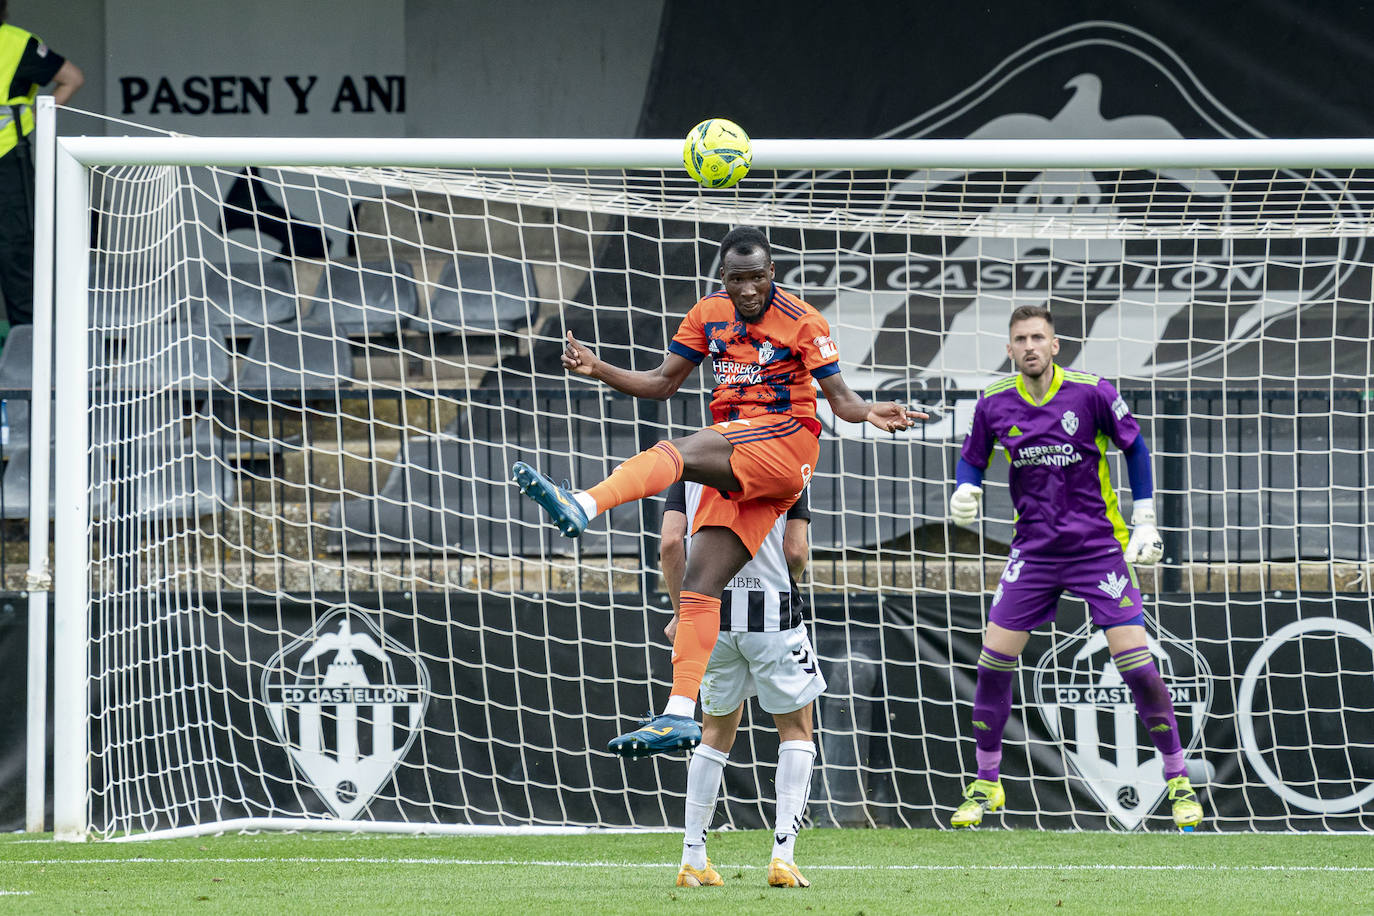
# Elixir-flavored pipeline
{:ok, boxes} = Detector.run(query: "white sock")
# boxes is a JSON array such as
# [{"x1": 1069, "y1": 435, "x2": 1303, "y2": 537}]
[
  {"x1": 574, "y1": 492, "x2": 598, "y2": 519},
  {"x1": 683, "y1": 743, "x2": 728, "y2": 869},
  {"x1": 772, "y1": 739, "x2": 816, "y2": 863},
  {"x1": 663, "y1": 694, "x2": 696, "y2": 719}
]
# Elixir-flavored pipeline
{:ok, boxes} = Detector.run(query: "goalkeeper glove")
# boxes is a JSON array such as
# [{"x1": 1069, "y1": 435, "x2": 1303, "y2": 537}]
[
  {"x1": 949, "y1": 483, "x2": 983, "y2": 528},
  {"x1": 1124, "y1": 499, "x2": 1164, "y2": 565}
]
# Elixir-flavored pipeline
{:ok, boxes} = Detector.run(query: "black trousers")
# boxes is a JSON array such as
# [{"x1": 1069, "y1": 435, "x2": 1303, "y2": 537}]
[{"x1": 0, "y1": 148, "x2": 34, "y2": 326}]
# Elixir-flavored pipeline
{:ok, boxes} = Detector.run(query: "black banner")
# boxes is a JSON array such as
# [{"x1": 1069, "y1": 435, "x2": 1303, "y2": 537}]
[{"x1": 4, "y1": 589, "x2": 1371, "y2": 832}]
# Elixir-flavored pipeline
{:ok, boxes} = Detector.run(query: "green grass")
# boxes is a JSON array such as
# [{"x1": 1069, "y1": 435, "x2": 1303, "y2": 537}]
[{"x1": 2, "y1": 828, "x2": 1371, "y2": 914}]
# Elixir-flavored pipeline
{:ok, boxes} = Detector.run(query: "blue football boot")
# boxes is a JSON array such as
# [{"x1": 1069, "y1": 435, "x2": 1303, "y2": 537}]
[
  {"x1": 608, "y1": 713, "x2": 701, "y2": 758},
  {"x1": 511, "y1": 461, "x2": 588, "y2": 537}
]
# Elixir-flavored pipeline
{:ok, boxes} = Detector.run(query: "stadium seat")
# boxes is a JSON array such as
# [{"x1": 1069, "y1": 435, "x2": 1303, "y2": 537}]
[
  {"x1": 0, "y1": 327, "x2": 33, "y2": 455},
  {"x1": 195, "y1": 259, "x2": 299, "y2": 331},
  {"x1": 102, "y1": 328, "x2": 233, "y2": 390},
  {"x1": 412, "y1": 256, "x2": 535, "y2": 335},
  {"x1": 0, "y1": 400, "x2": 31, "y2": 456},
  {"x1": 1, "y1": 433, "x2": 227, "y2": 521},
  {"x1": 306, "y1": 259, "x2": 419, "y2": 336},
  {"x1": 0, "y1": 445, "x2": 67, "y2": 519},
  {"x1": 235, "y1": 325, "x2": 355, "y2": 393},
  {"x1": 326, "y1": 434, "x2": 508, "y2": 554},
  {"x1": 0, "y1": 324, "x2": 32, "y2": 389},
  {"x1": 326, "y1": 409, "x2": 641, "y2": 556},
  {"x1": 131, "y1": 438, "x2": 235, "y2": 518}
]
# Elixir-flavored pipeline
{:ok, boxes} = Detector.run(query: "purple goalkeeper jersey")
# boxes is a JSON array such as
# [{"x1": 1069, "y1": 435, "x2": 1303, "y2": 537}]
[{"x1": 961, "y1": 364, "x2": 1140, "y2": 559}]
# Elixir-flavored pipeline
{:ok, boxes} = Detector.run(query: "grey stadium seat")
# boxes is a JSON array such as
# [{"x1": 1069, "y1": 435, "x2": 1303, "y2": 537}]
[
  {"x1": 326, "y1": 410, "x2": 641, "y2": 556},
  {"x1": 327, "y1": 435, "x2": 511, "y2": 555},
  {"x1": 196, "y1": 259, "x2": 299, "y2": 331},
  {"x1": 131, "y1": 439, "x2": 235, "y2": 518},
  {"x1": 0, "y1": 327, "x2": 34, "y2": 454},
  {"x1": 0, "y1": 445, "x2": 102, "y2": 519},
  {"x1": 2, "y1": 438, "x2": 233, "y2": 521},
  {"x1": 235, "y1": 325, "x2": 355, "y2": 393},
  {"x1": 412, "y1": 256, "x2": 535, "y2": 334},
  {"x1": 0, "y1": 324, "x2": 32, "y2": 388},
  {"x1": 307, "y1": 259, "x2": 419, "y2": 336},
  {"x1": 102, "y1": 329, "x2": 233, "y2": 390}
]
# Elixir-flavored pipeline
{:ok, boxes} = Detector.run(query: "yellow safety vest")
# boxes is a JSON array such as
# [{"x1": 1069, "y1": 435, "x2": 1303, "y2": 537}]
[{"x1": 0, "y1": 23, "x2": 40, "y2": 158}]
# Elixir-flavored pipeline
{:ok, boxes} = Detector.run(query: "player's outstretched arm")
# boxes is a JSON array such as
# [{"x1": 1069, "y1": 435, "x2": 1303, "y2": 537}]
[
  {"x1": 816, "y1": 372, "x2": 927, "y2": 432},
  {"x1": 562, "y1": 331, "x2": 695, "y2": 400}
]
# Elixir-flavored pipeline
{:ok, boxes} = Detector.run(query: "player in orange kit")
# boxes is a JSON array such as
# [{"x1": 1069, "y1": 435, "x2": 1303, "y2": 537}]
[{"x1": 513, "y1": 226, "x2": 924, "y2": 756}]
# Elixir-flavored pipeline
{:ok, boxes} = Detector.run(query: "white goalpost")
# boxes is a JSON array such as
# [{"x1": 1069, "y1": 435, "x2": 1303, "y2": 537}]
[{"x1": 35, "y1": 96, "x2": 1374, "y2": 840}]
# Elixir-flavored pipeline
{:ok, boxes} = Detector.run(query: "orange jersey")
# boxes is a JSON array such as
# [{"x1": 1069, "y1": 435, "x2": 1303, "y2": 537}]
[{"x1": 669, "y1": 286, "x2": 840, "y2": 435}]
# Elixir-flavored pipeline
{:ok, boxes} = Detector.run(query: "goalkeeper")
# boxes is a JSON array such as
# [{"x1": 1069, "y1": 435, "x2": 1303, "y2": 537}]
[
  {"x1": 661, "y1": 480, "x2": 820, "y2": 890},
  {"x1": 947, "y1": 305, "x2": 1203, "y2": 831}
]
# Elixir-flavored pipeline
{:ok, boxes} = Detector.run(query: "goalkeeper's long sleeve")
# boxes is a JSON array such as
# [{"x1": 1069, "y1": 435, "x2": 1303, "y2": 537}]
[
  {"x1": 1123, "y1": 436, "x2": 1153, "y2": 501},
  {"x1": 956, "y1": 457, "x2": 985, "y2": 489}
]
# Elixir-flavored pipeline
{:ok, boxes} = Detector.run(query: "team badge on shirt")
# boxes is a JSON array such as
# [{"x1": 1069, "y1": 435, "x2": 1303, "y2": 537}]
[
  {"x1": 758, "y1": 339, "x2": 774, "y2": 364},
  {"x1": 1060, "y1": 410, "x2": 1079, "y2": 435}
]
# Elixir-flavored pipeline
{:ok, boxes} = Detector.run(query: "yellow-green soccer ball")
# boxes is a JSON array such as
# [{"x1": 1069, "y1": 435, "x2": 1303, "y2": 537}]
[{"x1": 683, "y1": 118, "x2": 752, "y2": 189}]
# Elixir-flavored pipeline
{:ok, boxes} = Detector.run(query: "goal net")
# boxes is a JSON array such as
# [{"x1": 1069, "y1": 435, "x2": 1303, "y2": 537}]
[{"x1": 44, "y1": 129, "x2": 1374, "y2": 839}]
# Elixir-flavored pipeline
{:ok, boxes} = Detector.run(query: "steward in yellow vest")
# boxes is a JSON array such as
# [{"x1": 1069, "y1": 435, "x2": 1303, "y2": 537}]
[{"x1": 0, "y1": 0, "x2": 83, "y2": 325}]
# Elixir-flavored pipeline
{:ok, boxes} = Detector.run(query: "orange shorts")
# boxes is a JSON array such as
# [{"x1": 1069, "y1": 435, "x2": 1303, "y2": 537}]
[{"x1": 692, "y1": 415, "x2": 820, "y2": 556}]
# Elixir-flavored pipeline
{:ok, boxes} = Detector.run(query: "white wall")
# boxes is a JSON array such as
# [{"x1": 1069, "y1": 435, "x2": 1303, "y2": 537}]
[{"x1": 404, "y1": 0, "x2": 664, "y2": 137}]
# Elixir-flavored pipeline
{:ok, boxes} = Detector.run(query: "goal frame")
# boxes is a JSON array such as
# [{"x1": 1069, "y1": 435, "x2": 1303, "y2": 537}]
[{"x1": 35, "y1": 95, "x2": 1374, "y2": 840}]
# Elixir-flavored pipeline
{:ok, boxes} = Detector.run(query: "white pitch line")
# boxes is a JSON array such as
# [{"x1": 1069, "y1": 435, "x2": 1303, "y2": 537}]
[
  {"x1": 10, "y1": 857, "x2": 1374, "y2": 872},
  {"x1": 0, "y1": 891, "x2": 33, "y2": 896}
]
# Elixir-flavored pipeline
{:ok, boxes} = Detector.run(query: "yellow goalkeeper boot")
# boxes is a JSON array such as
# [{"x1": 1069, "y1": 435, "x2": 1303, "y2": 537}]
[
  {"x1": 676, "y1": 859, "x2": 723, "y2": 887},
  {"x1": 1168, "y1": 775, "x2": 1204, "y2": 831},
  {"x1": 950, "y1": 778, "x2": 1005, "y2": 828},
  {"x1": 767, "y1": 858, "x2": 810, "y2": 888}
]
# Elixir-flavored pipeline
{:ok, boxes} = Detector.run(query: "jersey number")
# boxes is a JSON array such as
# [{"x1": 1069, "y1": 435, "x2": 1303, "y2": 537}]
[{"x1": 1001, "y1": 559, "x2": 1026, "y2": 583}]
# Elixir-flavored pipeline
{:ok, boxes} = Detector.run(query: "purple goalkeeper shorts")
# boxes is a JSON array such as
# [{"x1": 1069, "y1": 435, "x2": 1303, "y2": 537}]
[{"x1": 987, "y1": 548, "x2": 1144, "y2": 632}]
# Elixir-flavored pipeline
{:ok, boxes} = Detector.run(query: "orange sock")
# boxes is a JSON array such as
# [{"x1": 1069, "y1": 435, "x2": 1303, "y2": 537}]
[
  {"x1": 670, "y1": 590, "x2": 721, "y2": 701},
  {"x1": 585, "y1": 441, "x2": 683, "y2": 515}
]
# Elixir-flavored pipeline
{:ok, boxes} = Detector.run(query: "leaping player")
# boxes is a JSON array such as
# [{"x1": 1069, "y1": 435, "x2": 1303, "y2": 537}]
[
  {"x1": 513, "y1": 226, "x2": 923, "y2": 756},
  {"x1": 947, "y1": 304, "x2": 1204, "y2": 831}
]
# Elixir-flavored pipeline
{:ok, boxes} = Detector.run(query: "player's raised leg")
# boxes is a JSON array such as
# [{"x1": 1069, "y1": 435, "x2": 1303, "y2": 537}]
[
  {"x1": 514, "y1": 426, "x2": 737, "y2": 539},
  {"x1": 512, "y1": 440, "x2": 682, "y2": 538}
]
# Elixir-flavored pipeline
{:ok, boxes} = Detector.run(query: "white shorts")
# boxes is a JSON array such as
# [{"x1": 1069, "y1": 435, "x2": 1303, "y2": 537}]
[{"x1": 699, "y1": 623, "x2": 827, "y2": 717}]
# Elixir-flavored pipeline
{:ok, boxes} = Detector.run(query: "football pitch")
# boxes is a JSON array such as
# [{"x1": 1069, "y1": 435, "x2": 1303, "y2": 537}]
[{"x1": 2, "y1": 829, "x2": 1371, "y2": 914}]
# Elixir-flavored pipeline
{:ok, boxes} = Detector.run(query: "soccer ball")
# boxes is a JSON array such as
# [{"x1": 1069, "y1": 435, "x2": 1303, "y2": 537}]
[{"x1": 683, "y1": 118, "x2": 752, "y2": 189}]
